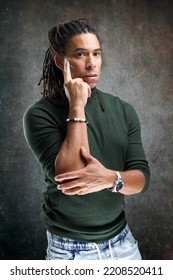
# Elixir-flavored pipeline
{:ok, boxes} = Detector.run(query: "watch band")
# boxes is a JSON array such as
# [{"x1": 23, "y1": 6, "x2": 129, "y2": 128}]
[{"x1": 110, "y1": 171, "x2": 124, "y2": 193}]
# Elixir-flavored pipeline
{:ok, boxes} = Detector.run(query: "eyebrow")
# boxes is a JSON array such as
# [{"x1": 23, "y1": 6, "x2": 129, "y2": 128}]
[{"x1": 74, "y1": 48, "x2": 102, "y2": 52}]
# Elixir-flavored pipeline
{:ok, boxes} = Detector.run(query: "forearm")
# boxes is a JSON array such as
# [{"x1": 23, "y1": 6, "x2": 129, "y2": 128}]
[
  {"x1": 55, "y1": 147, "x2": 146, "y2": 196},
  {"x1": 117, "y1": 169, "x2": 145, "y2": 195},
  {"x1": 55, "y1": 105, "x2": 90, "y2": 175}
]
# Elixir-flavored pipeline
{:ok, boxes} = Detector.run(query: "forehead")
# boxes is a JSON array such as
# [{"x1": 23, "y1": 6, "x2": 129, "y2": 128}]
[{"x1": 65, "y1": 33, "x2": 101, "y2": 52}]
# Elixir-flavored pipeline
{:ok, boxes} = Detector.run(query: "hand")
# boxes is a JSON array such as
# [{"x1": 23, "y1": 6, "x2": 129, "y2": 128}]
[
  {"x1": 54, "y1": 147, "x2": 116, "y2": 195},
  {"x1": 64, "y1": 59, "x2": 91, "y2": 108}
]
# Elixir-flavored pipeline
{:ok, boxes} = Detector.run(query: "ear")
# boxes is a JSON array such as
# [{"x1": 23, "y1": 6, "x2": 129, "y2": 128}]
[{"x1": 54, "y1": 55, "x2": 64, "y2": 70}]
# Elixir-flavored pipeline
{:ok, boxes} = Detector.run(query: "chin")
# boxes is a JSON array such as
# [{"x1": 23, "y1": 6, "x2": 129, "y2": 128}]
[{"x1": 89, "y1": 83, "x2": 97, "y2": 89}]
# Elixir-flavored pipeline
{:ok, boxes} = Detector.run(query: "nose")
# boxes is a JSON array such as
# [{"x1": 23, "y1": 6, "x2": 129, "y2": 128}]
[{"x1": 86, "y1": 55, "x2": 96, "y2": 69}]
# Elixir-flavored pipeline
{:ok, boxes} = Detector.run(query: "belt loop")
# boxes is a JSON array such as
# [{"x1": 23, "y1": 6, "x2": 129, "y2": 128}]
[{"x1": 93, "y1": 243, "x2": 102, "y2": 260}]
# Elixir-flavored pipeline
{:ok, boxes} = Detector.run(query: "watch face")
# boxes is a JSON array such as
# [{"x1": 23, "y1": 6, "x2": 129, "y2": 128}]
[{"x1": 116, "y1": 180, "x2": 123, "y2": 192}]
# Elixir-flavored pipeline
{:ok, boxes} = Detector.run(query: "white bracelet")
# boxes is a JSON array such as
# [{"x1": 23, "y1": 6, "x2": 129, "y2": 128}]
[{"x1": 66, "y1": 118, "x2": 88, "y2": 124}]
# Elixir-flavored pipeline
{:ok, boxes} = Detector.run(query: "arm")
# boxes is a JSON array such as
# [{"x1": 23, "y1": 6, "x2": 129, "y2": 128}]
[
  {"x1": 55, "y1": 146, "x2": 146, "y2": 195},
  {"x1": 55, "y1": 59, "x2": 91, "y2": 175},
  {"x1": 54, "y1": 102, "x2": 150, "y2": 196}
]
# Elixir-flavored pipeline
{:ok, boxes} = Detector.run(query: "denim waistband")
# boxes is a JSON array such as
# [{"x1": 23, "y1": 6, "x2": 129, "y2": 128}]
[{"x1": 47, "y1": 224, "x2": 129, "y2": 251}]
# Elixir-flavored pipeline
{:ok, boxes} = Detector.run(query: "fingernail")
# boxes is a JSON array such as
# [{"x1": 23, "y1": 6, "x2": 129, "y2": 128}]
[
  {"x1": 54, "y1": 177, "x2": 58, "y2": 181},
  {"x1": 64, "y1": 57, "x2": 68, "y2": 63}
]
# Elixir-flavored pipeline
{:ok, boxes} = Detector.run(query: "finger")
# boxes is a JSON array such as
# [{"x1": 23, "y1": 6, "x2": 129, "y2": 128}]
[
  {"x1": 55, "y1": 174, "x2": 78, "y2": 183},
  {"x1": 54, "y1": 170, "x2": 82, "y2": 182},
  {"x1": 87, "y1": 84, "x2": 92, "y2": 98},
  {"x1": 57, "y1": 181, "x2": 82, "y2": 190},
  {"x1": 80, "y1": 146, "x2": 93, "y2": 163},
  {"x1": 65, "y1": 187, "x2": 83, "y2": 195},
  {"x1": 64, "y1": 58, "x2": 72, "y2": 84}
]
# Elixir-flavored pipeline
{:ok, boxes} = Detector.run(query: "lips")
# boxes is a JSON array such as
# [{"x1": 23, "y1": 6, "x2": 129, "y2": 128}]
[
  {"x1": 83, "y1": 75, "x2": 98, "y2": 84},
  {"x1": 84, "y1": 74, "x2": 97, "y2": 77},
  {"x1": 83, "y1": 74, "x2": 98, "y2": 81}
]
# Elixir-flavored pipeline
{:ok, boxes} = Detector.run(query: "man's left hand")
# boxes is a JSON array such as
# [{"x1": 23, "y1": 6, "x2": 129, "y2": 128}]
[{"x1": 54, "y1": 147, "x2": 116, "y2": 195}]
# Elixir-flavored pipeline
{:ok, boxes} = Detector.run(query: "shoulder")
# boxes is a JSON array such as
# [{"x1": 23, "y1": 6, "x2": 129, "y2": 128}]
[
  {"x1": 23, "y1": 97, "x2": 68, "y2": 139},
  {"x1": 24, "y1": 98, "x2": 54, "y2": 117},
  {"x1": 98, "y1": 89, "x2": 140, "y2": 130},
  {"x1": 23, "y1": 97, "x2": 66, "y2": 124},
  {"x1": 23, "y1": 98, "x2": 58, "y2": 136},
  {"x1": 98, "y1": 89, "x2": 138, "y2": 117}
]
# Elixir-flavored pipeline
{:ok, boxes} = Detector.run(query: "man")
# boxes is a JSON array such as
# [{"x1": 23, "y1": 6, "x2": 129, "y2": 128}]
[{"x1": 23, "y1": 19, "x2": 150, "y2": 260}]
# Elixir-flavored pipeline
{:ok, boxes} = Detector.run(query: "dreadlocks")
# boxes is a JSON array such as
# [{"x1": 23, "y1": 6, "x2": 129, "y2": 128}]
[{"x1": 38, "y1": 19, "x2": 99, "y2": 99}]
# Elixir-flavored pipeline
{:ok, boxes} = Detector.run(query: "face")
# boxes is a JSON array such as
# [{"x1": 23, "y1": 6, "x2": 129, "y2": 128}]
[{"x1": 64, "y1": 33, "x2": 102, "y2": 89}]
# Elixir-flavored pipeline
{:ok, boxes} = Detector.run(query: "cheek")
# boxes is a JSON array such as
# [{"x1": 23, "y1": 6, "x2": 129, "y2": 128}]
[
  {"x1": 98, "y1": 60, "x2": 102, "y2": 70},
  {"x1": 70, "y1": 69, "x2": 78, "y2": 79},
  {"x1": 69, "y1": 64, "x2": 82, "y2": 79}
]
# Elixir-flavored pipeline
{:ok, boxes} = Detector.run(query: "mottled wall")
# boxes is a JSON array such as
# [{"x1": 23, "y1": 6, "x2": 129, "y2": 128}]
[{"x1": 0, "y1": 0, "x2": 172, "y2": 260}]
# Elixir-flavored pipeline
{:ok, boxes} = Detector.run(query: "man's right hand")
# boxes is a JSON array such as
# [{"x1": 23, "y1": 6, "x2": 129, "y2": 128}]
[{"x1": 64, "y1": 58, "x2": 91, "y2": 108}]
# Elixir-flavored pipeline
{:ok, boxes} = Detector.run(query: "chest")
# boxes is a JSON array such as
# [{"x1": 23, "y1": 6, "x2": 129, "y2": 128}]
[{"x1": 85, "y1": 100, "x2": 129, "y2": 169}]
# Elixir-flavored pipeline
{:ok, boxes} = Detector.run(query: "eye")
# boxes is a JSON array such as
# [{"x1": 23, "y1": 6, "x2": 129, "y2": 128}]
[
  {"x1": 76, "y1": 52, "x2": 86, "y2": 57},
  {"x1": 94, "y1": 51, "x2": 101, "y2": 57}
]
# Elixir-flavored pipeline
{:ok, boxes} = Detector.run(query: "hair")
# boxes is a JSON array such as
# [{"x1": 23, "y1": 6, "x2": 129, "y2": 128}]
[{"x1": 38, "y1": 18, "x2": 100, "y2": 99}]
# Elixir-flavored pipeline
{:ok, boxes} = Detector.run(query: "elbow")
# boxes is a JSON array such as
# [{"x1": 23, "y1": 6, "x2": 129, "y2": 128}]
[
  {"x1": 132, "y1": 171, "x2": 148, "y2": 195},
  {"x1": 54, "y1": 152, "x2": 66, "y2": 176},
  {"x1": 139, "y1": 171, "x2": 150, "y2": 194}
]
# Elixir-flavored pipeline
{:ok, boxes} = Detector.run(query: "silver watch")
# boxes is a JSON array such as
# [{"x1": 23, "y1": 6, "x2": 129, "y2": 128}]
[{"x1": 110, "y1": 171, "x2": 124, "y2": 193}]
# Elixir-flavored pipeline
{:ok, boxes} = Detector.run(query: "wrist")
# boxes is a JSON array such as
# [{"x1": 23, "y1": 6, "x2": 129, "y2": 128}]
[
  {"x1": 109, "y1": 171, "x2": 124, "y2": 193},
  {"x1": 66, "y1": 118, "x2": 88, "y2": 124},
  {"x1": 69, "y1": 105, "x2": 85, "y2": 118}
]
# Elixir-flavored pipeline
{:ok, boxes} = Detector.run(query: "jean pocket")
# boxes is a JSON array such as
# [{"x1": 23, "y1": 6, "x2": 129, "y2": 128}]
[
  {"x1": 47, "y1": 245, "x2": 75, "y2": 260},
  {"x1": 123, "y1": 229, "x2": 138, "y2": 247}
]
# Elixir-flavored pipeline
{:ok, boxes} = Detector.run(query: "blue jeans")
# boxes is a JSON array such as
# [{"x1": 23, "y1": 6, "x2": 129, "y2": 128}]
[{"x1": 46, "y1": 225, "x2": 142, "y2": 260}]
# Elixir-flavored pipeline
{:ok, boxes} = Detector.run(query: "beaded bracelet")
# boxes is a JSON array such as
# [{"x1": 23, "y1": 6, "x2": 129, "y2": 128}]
[{"x1": 66, "y1": 118, "x2": 89, "y2": 124}]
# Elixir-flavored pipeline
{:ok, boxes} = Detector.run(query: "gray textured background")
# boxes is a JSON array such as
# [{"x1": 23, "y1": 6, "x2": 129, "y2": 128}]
[{"x1": 0, "y1": 0, "x2": 173, "y2": 260}]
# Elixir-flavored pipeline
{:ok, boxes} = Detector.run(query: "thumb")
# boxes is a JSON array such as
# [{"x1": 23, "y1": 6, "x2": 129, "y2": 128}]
[
  {"x1": 87, "y1": 85, "x2": 91, "y2": 98},
  {"x1": 80, "y1": 146, "x2": 92, "y2": 163}
]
